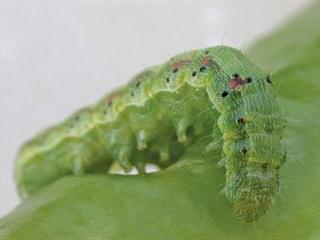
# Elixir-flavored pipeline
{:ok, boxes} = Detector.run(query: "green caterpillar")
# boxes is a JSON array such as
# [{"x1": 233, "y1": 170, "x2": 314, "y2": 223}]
[{"x1": 15, "y1": 46, "x2": 286, "y2": 223}]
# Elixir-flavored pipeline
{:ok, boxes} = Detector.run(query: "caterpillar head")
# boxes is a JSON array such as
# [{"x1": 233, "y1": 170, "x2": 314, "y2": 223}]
[{"x1": 234, "y1": 164, "x2": 279, "y2": 223}]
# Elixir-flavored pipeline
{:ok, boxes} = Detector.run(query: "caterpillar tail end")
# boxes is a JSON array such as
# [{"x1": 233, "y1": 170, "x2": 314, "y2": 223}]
[{"x1": 234, "y1": 194, "x2": 272, "y2": 223}]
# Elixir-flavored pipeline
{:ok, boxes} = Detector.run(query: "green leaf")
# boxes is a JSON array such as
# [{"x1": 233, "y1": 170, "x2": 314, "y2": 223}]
[{"x1": 1, "y1": 2, "x2": 320, "y2": 239}]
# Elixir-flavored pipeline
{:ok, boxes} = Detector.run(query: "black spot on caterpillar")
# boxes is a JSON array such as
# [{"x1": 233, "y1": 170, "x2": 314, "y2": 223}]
[
  {"x1": 221, "y1": 91, "x2": 229, "y2": 97},
  {"x1": 15, "y1": 46, "x2": 286, "y2": 223},
  {"x1": 266, "y1": 75, "x2": 273, "y2": 85}
]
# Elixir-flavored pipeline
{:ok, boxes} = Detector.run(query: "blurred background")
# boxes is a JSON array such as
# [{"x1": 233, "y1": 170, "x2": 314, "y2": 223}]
[{"x1": 0, "y1": 1, "x2": 311, "y2": 217}]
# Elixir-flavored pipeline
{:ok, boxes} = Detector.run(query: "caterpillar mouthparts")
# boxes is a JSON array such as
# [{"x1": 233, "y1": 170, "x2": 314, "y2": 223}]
[
  {"x1": 235, "y1": 194, "x2": 273, "y2": 223},
  {"x1": 233, "y1": 166, "x2": 279, "y2": 222}
]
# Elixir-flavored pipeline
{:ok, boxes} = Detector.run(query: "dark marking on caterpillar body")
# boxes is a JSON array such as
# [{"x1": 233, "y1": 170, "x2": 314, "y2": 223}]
[
  {"x1": 15, "y1": 46, "x2": 286, "y2": 223},
  {"x1": 266, "y1": 75, "x2": 273, "y2": 85}
]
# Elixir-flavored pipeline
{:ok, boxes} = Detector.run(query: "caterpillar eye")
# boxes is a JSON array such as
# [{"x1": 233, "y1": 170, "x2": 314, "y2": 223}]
[
  {"x1": 192, "y1": 71, "x2": 197, "y2": 77},
  {"x1": 261, "y1": 163, "x2": 268, "y2": 169}
]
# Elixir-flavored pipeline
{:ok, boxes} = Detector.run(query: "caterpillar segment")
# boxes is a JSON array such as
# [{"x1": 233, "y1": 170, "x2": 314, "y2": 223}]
[
  {"x1": 206, "y1": 50, "x2": 286, "y2": 222},
  {"x1": 15, "y1": 46, "x2": 286, "y2": 223}
]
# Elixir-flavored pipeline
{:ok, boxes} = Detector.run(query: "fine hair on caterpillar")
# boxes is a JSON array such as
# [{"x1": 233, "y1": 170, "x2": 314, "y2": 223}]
[{"x1": 15, "y1": 46, "x2": 287, "y2": 223}]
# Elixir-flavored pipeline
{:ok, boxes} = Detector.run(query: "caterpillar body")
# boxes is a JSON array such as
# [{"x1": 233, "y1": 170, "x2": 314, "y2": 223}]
[{"x1": 15, "y1": 46, "x2": 286, "y2": 223}]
